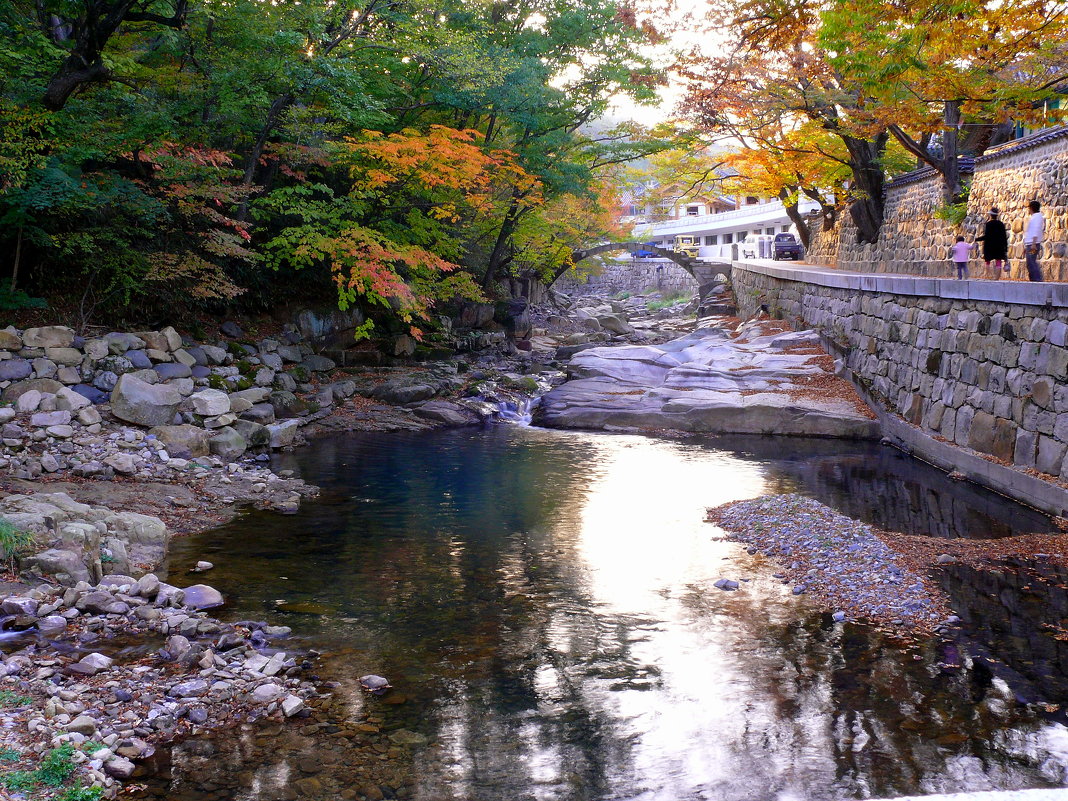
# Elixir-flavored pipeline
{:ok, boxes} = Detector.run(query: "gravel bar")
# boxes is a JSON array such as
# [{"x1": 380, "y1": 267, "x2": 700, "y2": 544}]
[{"x1": 708, "y1": 494, "x2": 954, "y2": 633}]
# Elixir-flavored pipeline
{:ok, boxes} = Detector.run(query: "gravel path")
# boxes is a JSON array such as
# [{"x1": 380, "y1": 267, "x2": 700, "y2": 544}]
[{"x1": 708, "y1": 494, "x2": 954, "y2": 633}]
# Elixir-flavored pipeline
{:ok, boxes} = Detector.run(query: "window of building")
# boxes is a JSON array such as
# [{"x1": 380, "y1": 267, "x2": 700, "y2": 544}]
[
  {"x1": 686, "y1": 205, "x2": 700, "y2": 216},
  {"x1": 722, "y1": 233, "x2": 733, "y2": 244},
  {"x1": 746, "y1": 196, "x2": 758, "y2": 205},
  {"x1": 705, "y1": 235, "x2": 718, "y2": 245},
  {"x1": 765, "y1": 227, "x2": 775, "y2": 235},
  {"x1": 782, "y1": 225, "x2": 791, "y2": 233}
]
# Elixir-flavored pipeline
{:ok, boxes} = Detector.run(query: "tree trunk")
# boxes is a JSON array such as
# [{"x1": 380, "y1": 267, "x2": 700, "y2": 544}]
[
  {"x1": 842, "y1": 132, "x2": 888, "y2": 245},
  {"x1": 483, "y1": 198, "x2": 522, "y2": 292},
  {"x1": 779, "y1": 189, "x2": 809, "y2": 249},
  {"x1": 941, "y1": 100, "x2": 962, "y2": 205},
  {"x1": 10, "y1": 224, "x2": 23, "y2": 293}
]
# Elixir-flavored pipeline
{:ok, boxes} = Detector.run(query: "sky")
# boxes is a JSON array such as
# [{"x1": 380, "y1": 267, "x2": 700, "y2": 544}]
[{"x1": 605, "y1": 0, "x2": 721, "y2": 127}]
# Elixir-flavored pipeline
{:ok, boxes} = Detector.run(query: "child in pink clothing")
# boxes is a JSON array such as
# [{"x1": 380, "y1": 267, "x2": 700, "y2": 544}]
[{"x1": 950, "y1": 236, "x2": 972, "y2": 279}]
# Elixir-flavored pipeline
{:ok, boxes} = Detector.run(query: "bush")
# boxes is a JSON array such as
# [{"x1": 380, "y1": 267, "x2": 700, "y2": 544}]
[{"x1": 0, "y1": 520, "x2": 34, "y2": 570}]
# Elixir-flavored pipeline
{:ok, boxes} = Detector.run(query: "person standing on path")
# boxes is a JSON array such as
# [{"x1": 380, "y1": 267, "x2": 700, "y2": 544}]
[
  {"x1": 1024, "y1": 200, "x2": 1046, "y2": 281},
  {"x1": 976, "y1": 207, "x2": 1009, "y2": 279},
  {"x1": 950, "y1": 236, "x2": 972, "y2": 279}
]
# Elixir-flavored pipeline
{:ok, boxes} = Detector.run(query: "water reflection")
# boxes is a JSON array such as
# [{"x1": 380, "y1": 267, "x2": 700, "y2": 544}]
[{"x1": 153, "y1": 427, "x2": 1065, "y2": 800}]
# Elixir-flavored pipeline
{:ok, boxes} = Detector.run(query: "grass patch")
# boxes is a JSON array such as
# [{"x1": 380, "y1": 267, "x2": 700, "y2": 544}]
[
  {"x1": 0, "y1": 519, "x2": 34, "y2": 570},
  {"x1": 646, "y1": 290, "x2": 691, "y2": 311}
]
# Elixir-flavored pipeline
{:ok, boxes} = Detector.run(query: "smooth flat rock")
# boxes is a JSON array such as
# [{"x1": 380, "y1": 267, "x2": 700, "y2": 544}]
[{"x1": 540, "y1": 323, "x2": 880, "y2": 439}]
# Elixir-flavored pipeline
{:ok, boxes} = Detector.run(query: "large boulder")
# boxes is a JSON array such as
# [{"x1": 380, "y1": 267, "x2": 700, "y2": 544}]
[
  {"x1": 150, "y1": 424, "x2": 210, "y2": 458},
  {"x1": 270, "y1": 391, "x2": 308, "y2": 419},
  {"x1": 266, "y1": 419, "x2": 300, "y2": 448},
  {"x1": 1, "y1": 378, "x2": 63, "y2": 404},
  {"x1": 0, "y1": 359, "x2": 32, "y2": 381},
  {"x1": 208, "y1": 426, "x2": 247, "y2": 461},
  {"x1": 110, "y1": 374, "x2": 182, "y2": 427},
  {"x1": 231, "y1": 419, "x2": 270, "y2": 448},
  {"x1": 189, "y1": 388, "x2": 230, "y2": 416},
  {"x1": 22, "y1": 326, "x2": 74, "y2": 349},
  {"x1": 22, "y1": 548, "x2": 90, "y2": 585},
  {"x1": 301, "y1": 354, "x2": 335, "y2": 373},
  {"x1": 55, "y1": 386, "x2": 91, "y2": 411},
  {"x1": 0, "y1": 330, "x2": 23, "y2": 349},
  {"x1": 182, "y1": 584, "x2": 224, "y2": 609}
]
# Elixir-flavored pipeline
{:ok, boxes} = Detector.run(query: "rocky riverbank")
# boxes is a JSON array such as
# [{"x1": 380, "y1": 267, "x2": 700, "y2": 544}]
[
  {"x1": 0, "y1": 285, "x2": 723, "y2": 797},
  {"x1": 0, "y1": 575, "x2": 317, "y2": 799},
  {"x1": 708, "y1": 494, "x2": 955, "y2": 634}
]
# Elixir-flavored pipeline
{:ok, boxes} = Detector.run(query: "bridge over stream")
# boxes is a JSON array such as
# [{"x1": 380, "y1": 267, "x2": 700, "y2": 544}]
[{"x1": 569, "y1": 243, "x2": 731, "y2": 290}]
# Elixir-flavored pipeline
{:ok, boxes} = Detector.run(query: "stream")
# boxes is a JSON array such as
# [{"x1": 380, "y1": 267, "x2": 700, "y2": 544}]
[{"x1": 146, "y1": 426, "x2": 1068, "y2": 801}]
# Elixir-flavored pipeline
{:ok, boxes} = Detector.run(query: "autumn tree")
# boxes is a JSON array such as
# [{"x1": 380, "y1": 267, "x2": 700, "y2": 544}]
[
  {"x1": 820, "y1": 0, "x2": 1068, "y2": 204},
  {"x1": 680, "y1": 0, "x2": 896, "y2": 243}
]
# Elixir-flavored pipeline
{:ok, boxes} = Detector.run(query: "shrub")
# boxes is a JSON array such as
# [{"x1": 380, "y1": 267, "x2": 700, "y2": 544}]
[{"x1": 0, "y1": 520, "x2": 34, "y2": 566}]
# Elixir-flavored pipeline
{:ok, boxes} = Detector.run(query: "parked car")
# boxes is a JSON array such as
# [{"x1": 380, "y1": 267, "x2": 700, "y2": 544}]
[
  {"x1": 633, "y1": 241, "x2": 659, "y2": 258},
  {"x1": 741, "y1": 233, "x2": 775, "y2": 259},
  {"x1": 772, "y1": 232, "x2": 803, "y2": 260}
]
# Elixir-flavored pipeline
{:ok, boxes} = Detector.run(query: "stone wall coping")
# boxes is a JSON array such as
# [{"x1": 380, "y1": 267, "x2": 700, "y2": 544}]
[
  {"x1": 977, "y1": 124, "x2": 1068, "y2": 164},
  {"x1": 734, "y1": 258, "x2": 1068, "y2": 308}
]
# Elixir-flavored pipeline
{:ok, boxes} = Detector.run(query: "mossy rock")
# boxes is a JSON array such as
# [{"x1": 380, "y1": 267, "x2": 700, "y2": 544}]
[{"x1": 287, "y1": 365, "x2": 310, "y2": 383}]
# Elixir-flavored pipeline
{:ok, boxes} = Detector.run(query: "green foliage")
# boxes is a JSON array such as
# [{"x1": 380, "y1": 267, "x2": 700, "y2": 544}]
[
  {"x1": 206, "y1": 374, "x2": 228, "y2": 391},
  {"x1": 37, "y1": 744, "x2": 77, "y2": 787},
  {"x1": 0, "y1": 743, "x2": 85, "y2": 796},
  {"x1": 935, "y1": 202, "x2": 969, "y2": 226},
  {"x1": 0, "y1": 519, "x2": 32, "y2": 572},
  {"x1": 0, "y1": 0, "x2": 666, "y2": 327},
  {"x1": 79, "y1": 743, "x2": 105, "y2": 756},
  {"x1": 646, "y1": 290, "x2": 691, "y2": 311},
  {"x1": 0, "y1": 285, "x2": 47, "y2": 310},
  {"x1": 56, "y1": 785, "x2": 104, "y2": 801},
  {"x1": 0, "y1": 691, "x2": 32, "y2": 707},
  {"x1": 0, "y1": 747, "x2": 20, "y2": 761},
  {"x1": 0, "y1": 770, "x2": 36, "y2": 791}
]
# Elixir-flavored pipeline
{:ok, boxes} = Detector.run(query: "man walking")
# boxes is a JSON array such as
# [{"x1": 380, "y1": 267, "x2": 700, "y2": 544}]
[{"x1": 1024, "y1": 200, "x2": 1046, "y2": 282}]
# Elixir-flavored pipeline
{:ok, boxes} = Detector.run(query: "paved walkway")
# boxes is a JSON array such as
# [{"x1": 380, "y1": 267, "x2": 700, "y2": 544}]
[{"x1": 735, "y1": 257, "x2": 1068, "y2": 308}]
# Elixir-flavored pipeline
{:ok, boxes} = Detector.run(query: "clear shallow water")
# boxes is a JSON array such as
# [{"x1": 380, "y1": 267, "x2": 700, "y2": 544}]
[{"x1": 157, "y1": 427, "x2": 1068, "y2": 801}]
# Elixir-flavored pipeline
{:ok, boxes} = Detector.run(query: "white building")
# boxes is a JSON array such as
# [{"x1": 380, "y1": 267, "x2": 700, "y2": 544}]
[{"x1": 630, "y1": 196, "x2": 823, "y2": 260}]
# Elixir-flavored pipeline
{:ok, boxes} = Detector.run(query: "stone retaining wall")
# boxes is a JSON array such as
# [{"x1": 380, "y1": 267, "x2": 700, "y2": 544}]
[
  {"x1": 811, "y1": 127, "x2": 1068, "y2": 282},
  {"x1": 733, "y1": 261, "x2": 1068, "y2": 513},
  {"x1": 555, "y1": 258, "x2": 698, "y2": 297}
]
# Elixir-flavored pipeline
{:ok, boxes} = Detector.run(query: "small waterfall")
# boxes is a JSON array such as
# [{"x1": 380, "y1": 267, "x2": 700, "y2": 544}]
[
  {"x1": 495, "y1": 395, "x2": 541, "y2": 425},
  {"x1": 459, "y1": 370, "x2": 563, "y2": 427}
]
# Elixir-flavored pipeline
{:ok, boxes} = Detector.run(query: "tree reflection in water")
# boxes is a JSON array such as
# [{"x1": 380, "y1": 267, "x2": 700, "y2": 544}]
[{"x1": 148, "y1": 427, "x2": 1068, "y2": 801}]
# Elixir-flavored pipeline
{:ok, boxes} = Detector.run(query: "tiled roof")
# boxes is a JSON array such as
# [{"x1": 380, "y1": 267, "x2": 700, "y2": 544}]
[{"x1": 976, "y1": 125, "x2": 1068, "y2": 163}]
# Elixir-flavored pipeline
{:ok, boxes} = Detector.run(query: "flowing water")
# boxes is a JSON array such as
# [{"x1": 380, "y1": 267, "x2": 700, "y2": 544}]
[{"x1": 149, "y1": 426, "x2": 1068, "y2": 801}]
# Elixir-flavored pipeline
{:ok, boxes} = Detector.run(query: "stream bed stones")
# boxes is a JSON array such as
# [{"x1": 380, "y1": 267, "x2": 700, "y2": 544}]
[
  {"x1": 708, "y1": 494, "x2": 953, "y2": 633},
  {"x1": 0, "y1": 576, "x2": 319, "y2": 797}
]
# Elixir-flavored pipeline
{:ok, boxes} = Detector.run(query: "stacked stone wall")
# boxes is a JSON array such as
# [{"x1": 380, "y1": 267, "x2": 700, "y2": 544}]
[
  {"x1": 733, "y1": 265, "x2": 1068, "y2": 481},
  {"x1": 555, "y1": 259, "x2": 698, "y2": 297},
  {"x1": 810, "y1": 127, "x2": 1068, "y2": 282}
]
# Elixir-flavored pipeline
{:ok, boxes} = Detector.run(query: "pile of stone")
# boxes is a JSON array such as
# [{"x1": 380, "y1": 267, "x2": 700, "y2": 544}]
[
  {"x1": 0, "y1": 324, "x2": 361, "y2": 476},
  {"x1": 1, "y1": 491, "x2": 168, "y2": 585},
  {"x1": 0, "y1": 575, "x2": 316, "y2": 796},
  {"x1": 709, "y1": 494, "x2": 953, "y2": 632}
]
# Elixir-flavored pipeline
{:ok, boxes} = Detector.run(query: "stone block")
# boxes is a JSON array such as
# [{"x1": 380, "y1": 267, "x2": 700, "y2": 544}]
[{"x1": 1036, "y1": 435, "x2": 1067, "y2": 475}]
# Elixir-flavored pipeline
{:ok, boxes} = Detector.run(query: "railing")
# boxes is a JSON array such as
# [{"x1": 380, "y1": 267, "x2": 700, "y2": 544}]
[{"x1": 631, "y1": 197, "x2": 822, "y2": 236}]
